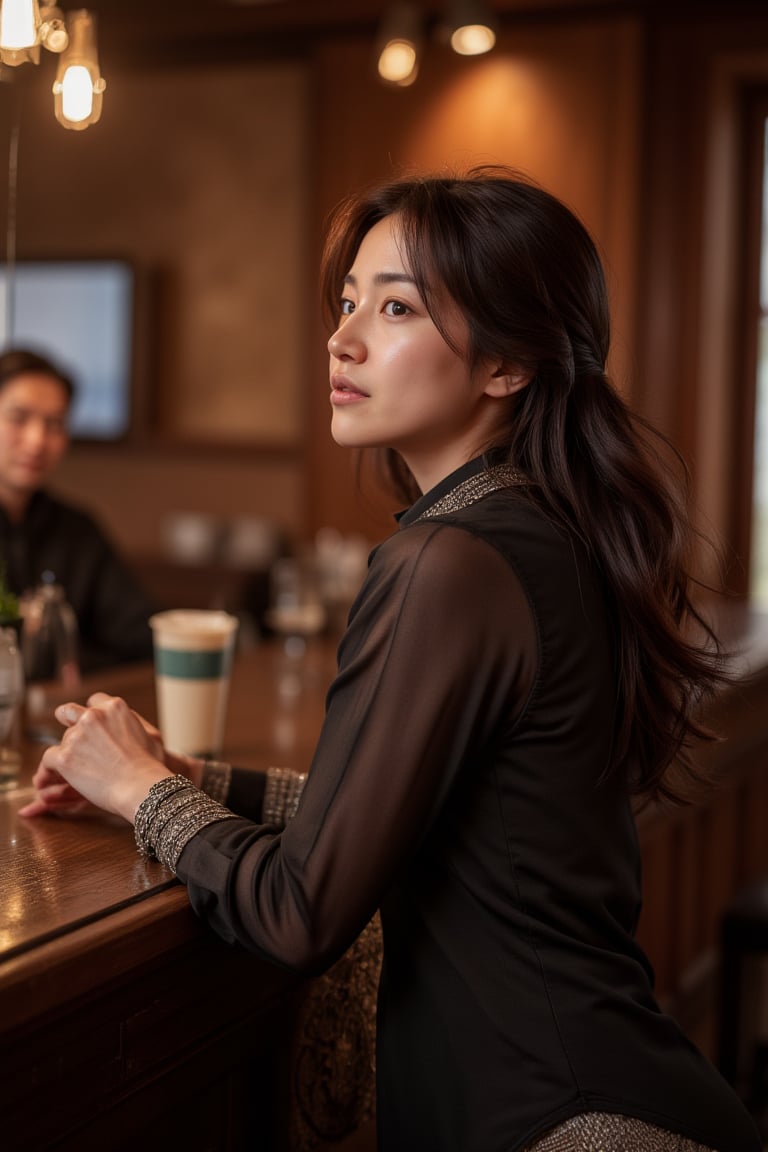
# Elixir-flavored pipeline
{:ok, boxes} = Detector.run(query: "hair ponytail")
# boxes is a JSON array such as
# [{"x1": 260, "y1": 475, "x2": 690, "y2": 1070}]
[{"x1": 511, "y1": 359, "x2": 726, "y2": 801}]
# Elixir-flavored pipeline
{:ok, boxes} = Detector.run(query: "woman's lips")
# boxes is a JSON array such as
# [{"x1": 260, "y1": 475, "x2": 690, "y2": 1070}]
[{"x1": 330, "y1": 376, "x2": 368, "y2": 405}]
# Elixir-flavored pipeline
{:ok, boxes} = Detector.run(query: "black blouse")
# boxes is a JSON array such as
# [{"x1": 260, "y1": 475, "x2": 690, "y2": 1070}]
[{"x1": 178, "y1": 456, "x2": 760, "y2": 1152}]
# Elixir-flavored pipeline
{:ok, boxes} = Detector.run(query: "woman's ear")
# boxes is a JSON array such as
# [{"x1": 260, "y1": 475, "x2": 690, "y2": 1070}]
[{"x1": 483, "y1": 364, "x2": 532, "y2": 399}]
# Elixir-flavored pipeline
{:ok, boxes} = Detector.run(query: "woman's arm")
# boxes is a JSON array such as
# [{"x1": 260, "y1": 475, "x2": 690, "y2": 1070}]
[
  {"x1": 175, "y1": 525, "x2": 536, "y2": 973},
  {"x1": 21, "y1": 524, "x2": 535, "y2": 976}
]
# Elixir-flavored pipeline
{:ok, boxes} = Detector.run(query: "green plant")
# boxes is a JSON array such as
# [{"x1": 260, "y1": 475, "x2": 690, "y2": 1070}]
[{"x1": 0, "y1": 564, "x2": 19, "y2": 620}]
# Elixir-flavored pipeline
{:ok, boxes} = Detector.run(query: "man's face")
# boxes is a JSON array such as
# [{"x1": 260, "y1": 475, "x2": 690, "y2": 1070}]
[{"x1": 0, "y1": 373, "x2": 70, "y2": 506}]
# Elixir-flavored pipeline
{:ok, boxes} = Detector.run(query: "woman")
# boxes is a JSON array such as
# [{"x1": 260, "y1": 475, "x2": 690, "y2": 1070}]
[{"x1": 21, "y1": 170, "x2": 760, "y2": 1151}]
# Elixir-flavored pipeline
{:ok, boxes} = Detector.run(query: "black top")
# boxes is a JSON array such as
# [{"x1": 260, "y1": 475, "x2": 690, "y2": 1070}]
[
  {"x1": 178, "y1": 456, "x2": 760, "y2": 1152},
  {"x1": 0, "y1": 489, "x2": 153, "y2": 674}
]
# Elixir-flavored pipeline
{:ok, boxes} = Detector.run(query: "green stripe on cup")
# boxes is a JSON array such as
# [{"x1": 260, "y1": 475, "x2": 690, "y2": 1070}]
[{"x1": 155, "y1": 647, "x2": 231, "y2": 679}]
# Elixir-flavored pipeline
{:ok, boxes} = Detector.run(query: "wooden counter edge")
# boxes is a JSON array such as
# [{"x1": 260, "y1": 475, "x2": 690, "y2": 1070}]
[{"x1": 0, "y1": 883, "x2": 202, "y2": 1034}]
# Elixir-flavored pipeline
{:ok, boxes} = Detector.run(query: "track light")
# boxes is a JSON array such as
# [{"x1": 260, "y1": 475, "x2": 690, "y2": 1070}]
[
  {"x1": 375, "y1": 1, "x2": 423, "y2": 87},
  {"x1": 448, "y1": 0, "x2": 496, "y2": 57},
  {"x1": 375, "y1": 1, "x2": 498, "y2": 86}
]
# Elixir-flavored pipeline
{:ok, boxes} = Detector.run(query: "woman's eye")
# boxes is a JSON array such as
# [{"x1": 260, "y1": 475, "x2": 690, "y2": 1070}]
[
  {"x1": 384, "y1": 300, "x2": 410, "y2": 317},
  {"x1": 340, "y1": 298, "x2": 355, "y2": 317}
]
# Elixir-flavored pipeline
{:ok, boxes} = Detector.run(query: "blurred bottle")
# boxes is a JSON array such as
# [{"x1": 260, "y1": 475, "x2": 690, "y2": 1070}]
[
  {"x1": 314, "y1": 528, "x2": 369, "y2": 635},
  {"x1": 0, "y1": 625, "x2": 24, "y2": 790},
  {"x1": 266, "y1": 557, "x2": 326, "y2": 653},
  {"x1": 20, "y1": 575, "x2": 80, "y2": 687}
]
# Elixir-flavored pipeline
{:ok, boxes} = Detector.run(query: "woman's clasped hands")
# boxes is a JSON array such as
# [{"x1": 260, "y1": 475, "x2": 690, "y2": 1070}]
[{"x1": 18, "y1": 693, "x2": 196, "y2": 825}]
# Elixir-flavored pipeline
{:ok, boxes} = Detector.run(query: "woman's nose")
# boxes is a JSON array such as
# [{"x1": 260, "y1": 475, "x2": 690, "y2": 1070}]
[{"x1": 328, "y1": 318, "x2": 365, "y2": 362}]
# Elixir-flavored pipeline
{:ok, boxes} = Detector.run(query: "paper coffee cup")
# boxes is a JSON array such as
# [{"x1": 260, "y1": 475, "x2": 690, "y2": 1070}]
[{"x1": 149, "y1": 610, "x2": 239, "y2": 756}]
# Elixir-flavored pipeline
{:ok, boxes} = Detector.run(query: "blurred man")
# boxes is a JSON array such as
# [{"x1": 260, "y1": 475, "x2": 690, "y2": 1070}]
[{"x1": 0, "y1": 347, "x2": 153, "y2": 673}]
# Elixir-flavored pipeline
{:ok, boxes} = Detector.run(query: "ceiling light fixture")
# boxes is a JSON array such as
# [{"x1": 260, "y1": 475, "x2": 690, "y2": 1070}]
[
  {"x1": 375, "y1": 1, "x2": 498, "y2": 86},
  {"x1": 0, "y1": 2, "x2": 104, "y2": 128},
  {"x1": 375, "y1": 1, "x2": 423, "y2": 87},
  {"x1": 448, "y1": 0, "x2": 496, "y2": 57},
  {"x1": 39, "y1": 4, "x2": 68, "y2": 52},
  {"x1": 0, "y1": 0, "x2": 38, "y2": 55},
  {"x1": 53, "y1": 9, "x2": 104, "y2": 129}
]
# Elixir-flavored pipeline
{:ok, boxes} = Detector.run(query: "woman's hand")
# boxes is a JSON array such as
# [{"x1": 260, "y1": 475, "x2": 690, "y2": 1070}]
[
  {"x1": 16, "y1": 761, "x2": 97, "y2": 819},
  {"x1": 117, "y1": 709, "x2": 204, "y2": 785},
  {"x1": 18, "y1": 693, "x2": 179, "y2": 825}
]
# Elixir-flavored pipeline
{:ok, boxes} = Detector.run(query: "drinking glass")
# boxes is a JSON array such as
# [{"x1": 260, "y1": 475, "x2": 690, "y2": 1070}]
[
  {"x1": 266, "y1": 558, "x2": 326, "y2": 656},
  {"x1": 265, "y1": 558, "x2": 326, "y2": 702}
]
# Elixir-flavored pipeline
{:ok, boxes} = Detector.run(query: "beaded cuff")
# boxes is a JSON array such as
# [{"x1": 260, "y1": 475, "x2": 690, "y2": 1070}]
[
  {"x1": 200, "y1": 759, "x2": 232, "y2": 805},
  {"x1": 134, "y1": 774, "x2": 237, "y2": 875},
  {"x1": 525, "y1": 1112, "x2": 718, "y2": 1151},
  {"x1": 263, "y1": 764, "x2": 308, "y2": 826}
]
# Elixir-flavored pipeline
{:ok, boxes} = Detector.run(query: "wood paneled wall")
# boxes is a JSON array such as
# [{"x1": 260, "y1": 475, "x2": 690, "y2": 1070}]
[{"x1": 636, "y1": 12, "x2": 768, "y2": 593}]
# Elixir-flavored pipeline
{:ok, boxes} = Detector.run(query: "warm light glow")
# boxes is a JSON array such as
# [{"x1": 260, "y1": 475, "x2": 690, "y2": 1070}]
[
  {"x1": 52, "y1": 9, "x2": 105, "y2": 130},
  {"x1": 450, "y1": 23, "x2": 496, "y2": 56},
  {"x1": 378, "y1": 38, "x2": 418, "y2": 85},
  {"x1": 0, "y1": 0, "x2": 39, "y2": 50},
  {"x1": 0, "y1": 4, "x2": 105, "y2": 122},
  {"x1": 60, "y1": 62, "x2": 92, "y2": 121},
  {"x1": 448, "y1": 0, "x2": 496, "y2": 58},
  {"x1": 375, "y1": 2, "x2": 422, "y2": 87}
]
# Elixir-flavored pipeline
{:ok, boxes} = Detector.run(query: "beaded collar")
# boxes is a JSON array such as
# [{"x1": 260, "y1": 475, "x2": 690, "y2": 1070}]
[{"x1": 413, "y1": 463, "x2": 528, "y2": 523}]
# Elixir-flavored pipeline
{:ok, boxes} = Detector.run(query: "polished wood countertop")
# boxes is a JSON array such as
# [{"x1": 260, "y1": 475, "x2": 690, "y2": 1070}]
[
  {"x1": 0, "y1": 640, "x2": 336, "y2": 1036},
  {"x1": 2, "y1": 603, "x2": 768, "y2": 1041}
]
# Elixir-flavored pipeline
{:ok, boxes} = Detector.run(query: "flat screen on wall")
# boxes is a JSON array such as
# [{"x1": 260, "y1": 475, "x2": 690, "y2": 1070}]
[{"x1": 0, "y1": 260, "x2": 134, "y2": 440}]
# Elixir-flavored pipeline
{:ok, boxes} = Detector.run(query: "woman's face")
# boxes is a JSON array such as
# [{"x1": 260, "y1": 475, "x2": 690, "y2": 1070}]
[{"x1": 327, "y1": 215, "x2": 510, "y2": 494}]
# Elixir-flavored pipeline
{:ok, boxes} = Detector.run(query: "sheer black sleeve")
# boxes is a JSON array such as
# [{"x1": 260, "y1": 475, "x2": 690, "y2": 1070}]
[
  {"x1": 176, "y1": 522, "x2": 537, "y2": 974},
  {"x1": 226, "y1": 766, "x2": 267, "y2": 820}
]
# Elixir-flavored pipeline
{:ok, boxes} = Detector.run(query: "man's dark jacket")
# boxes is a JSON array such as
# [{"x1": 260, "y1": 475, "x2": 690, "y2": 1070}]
[{"x1": 0, "y1": 489, "x2": 153, "y2": 674}]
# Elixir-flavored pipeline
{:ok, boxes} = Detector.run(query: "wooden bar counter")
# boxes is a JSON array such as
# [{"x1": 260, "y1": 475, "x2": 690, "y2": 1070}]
[
  {"x1": 0, "y1": 642, "x2": 335, "y2": 1152},
  {"x1": 2, "y1": 609, "x2": 768, "y2": 1149}
]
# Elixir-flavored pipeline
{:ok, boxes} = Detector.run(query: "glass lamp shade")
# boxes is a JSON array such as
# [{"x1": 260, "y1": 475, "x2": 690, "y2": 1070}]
[
  {"x1": 0, "y1": 0, "x2": 41, "y2": 64},
  {"x1": 0, "y1": 0, "x2": 40, "y2": 49},
  {"x1": 52, "y1": 9, "x2": 104, "y2": 129}
]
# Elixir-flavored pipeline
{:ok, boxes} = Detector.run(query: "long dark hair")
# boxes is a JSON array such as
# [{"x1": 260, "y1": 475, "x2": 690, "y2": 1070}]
[{"x1": 320, "y1": 166, "x2": 730, "y2": 803}]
